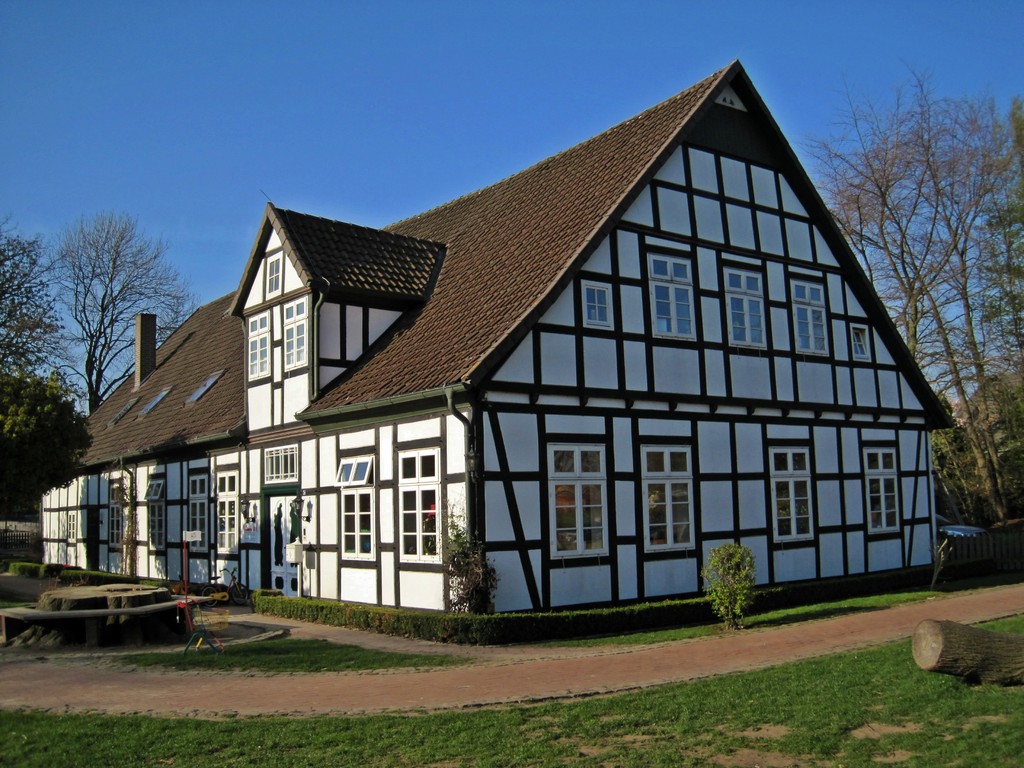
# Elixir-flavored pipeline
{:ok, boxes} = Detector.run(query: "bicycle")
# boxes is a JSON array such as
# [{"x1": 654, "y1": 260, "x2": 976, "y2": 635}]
[{"x1": 200, "y1": 567, "x2": 250, "y2": 606}]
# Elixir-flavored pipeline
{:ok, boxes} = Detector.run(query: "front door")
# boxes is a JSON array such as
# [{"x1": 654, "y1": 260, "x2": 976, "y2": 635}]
[{"x1": 268, "y1": 495, "x2": 299, "y2": 596}]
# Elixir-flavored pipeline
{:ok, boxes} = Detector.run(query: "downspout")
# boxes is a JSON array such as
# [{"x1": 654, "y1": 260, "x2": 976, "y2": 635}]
[
  {"x1": 309, "y1": 276, "x2": 330, "y2": 403},
  {"x1": 445, "y1": 386, "x2": 478, "y2": 540}
]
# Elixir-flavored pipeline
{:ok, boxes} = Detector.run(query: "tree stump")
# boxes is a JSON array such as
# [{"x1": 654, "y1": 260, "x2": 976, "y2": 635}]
[
  {"x1": 912, "y1": 619, "x2": 1024, "y2": 686},
  {"x1": 12, "y1": 584, "x2": 175, "y2": 647}
]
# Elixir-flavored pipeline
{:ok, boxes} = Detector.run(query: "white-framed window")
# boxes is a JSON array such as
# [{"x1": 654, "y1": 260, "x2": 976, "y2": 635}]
[
  {"x1": 342, "y1": 488, "x2": 374, "y2": 558},
  {"x1": 145, "y1": 477, "x2": 165, "y2": 549},
  {"x1": 265, "y1": 446, "x2": 298, "y2": 483},
  {"x1": 770, "y1": 448, "x2": 813, "y2": 541},
  {"x1": 582, "y1": 280, "x2": 612, "y2": 329},
  {"x1": 725, "y1": 268, "x2": 765, "y2": 347},
  {"x1": 549, "y1": 444, "x2": 607, "y2": 557},
  {"x1": 649, "y1": 254, "x2": 694, "y2": 338},
  {"x1": 851, "y1": 325, "x2": 871, "y2": 361},
  {"x1": 67, "y1": 510, "x2": 78, "y2": 541},
  {"x1": 792, "y1": 280, "x2": 827, "y2": 354},
  {"x1": 399, "y1": 449, "x2": 440, "y2": 560},
  {"x1": 148, "y1": 501, "x2": 165, "y2": 549},
  {"x1": 248, "y1": 312, "x2": 270, "y2": 379},
  {"x1": 642, "y1": 446, "x2": 693, "y2": 550},
  {"x1": 337, "y1": 456, "x2": 374, "y2": 487},
  {"x1": 216, "y1": 473, "x2": 238, "y2": 552},
  {"x1": 108, "y1": 491, "x2": 123, "y2": 547},
  {"x1": 188, "y1": 475, "x2": 209, "y2": 550},
  {"x1": 266, "y1": 254, "x2": 282, "y2": 296},
  {"x1": 865, "y1": 448, "x2": 899, "y2": 532},
  {"x1": 284, "y1": 298, "x2": 308, "y2": 370}
]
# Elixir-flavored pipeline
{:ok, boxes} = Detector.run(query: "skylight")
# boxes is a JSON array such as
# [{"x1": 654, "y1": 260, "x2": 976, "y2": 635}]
[
  {"x1": 108, "y1": 397, "x2": 139, "y2": 426},
  {"x1": 140, "y1": 387, "x2": 172, "y2": 415},
  {"x1": 187, "y1": 370, "x2": 225, "y2": 404}
]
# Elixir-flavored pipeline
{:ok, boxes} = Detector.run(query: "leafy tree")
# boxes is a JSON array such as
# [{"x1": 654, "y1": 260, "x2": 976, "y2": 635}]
[
  {"x1": 0, "y1": 219, "x2": 61, "y2": 374},
  {"x1": 51, "y1": 212, "x2": 195, "y2": 413},
  {"x1": 0, "y1": 372, "x2": 91, "y2": 517},
  {"x1": 701, "y1": 543, "x2": 756, "y2": 630},
  {"x1": 811, "y1": 77, "x2": 1023, "y2": 521}
]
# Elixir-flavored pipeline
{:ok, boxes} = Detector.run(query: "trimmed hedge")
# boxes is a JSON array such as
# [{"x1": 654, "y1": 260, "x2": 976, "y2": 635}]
[
  {"x1": 3, "y1": 561, "x2": 149, "y2": 586},
  {"x1": 253, "y1": 561, "x2": 997, "y2": 645}
]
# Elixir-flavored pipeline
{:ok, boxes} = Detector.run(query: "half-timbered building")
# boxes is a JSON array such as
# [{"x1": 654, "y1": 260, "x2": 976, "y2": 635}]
[{"x1": 42, "y1": 61, "x2": 950, "y2": 612}]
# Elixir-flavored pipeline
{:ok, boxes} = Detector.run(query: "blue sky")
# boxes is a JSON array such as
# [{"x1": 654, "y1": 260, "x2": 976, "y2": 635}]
[{"x1": 2, "y1": 0, "x2": 1020, "y2": 305}]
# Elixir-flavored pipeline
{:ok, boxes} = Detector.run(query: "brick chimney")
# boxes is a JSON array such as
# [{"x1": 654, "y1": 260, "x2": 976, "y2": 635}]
[{"x1": 134, "y1": 313, "x2": 157, "y2": 388}]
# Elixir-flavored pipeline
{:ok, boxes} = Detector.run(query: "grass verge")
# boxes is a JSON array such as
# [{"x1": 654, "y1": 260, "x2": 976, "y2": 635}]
[
  {"x1": 116, "y1": 637, "x2": 465, "y2": 673},
  {"x1": 2, "y1": 616, "x2": 1022, "y2": 767}
]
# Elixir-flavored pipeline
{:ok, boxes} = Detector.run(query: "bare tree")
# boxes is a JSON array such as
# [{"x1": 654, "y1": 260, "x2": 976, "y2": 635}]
[
  {"x1": 811, "y1": 76, "x2": 1021, "y2": 521},
  {"x1": 51, "y1": 212, "x2": 195, "y2": 412},
  {"x1": 0, "y1": 218, "x2": 61, "y2": 374}
]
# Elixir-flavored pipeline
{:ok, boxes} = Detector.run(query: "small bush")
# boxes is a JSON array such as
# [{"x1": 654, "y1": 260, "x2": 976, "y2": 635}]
[{"x1": 702, "y1": 543, "x2": 756, "y2": 630}]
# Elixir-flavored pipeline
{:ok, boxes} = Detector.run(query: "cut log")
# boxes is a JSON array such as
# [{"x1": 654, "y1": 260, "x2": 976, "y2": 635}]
[{"x1": 913, "y1": 619, "x2": 1024, "y2": 686}]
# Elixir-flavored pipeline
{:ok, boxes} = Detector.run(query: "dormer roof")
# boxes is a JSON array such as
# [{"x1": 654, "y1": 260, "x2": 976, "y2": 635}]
[{"x1": 229, "y1": 205, "x2": 445, "y2": 315}]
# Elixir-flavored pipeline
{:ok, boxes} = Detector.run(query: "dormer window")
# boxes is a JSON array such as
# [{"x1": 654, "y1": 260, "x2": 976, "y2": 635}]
[
  {"x1": 283, "y1": 298, "x2": 307, "y2": 370},
  {"x1": 266, "y1": 255, "x2": 282, "y2": 297}
]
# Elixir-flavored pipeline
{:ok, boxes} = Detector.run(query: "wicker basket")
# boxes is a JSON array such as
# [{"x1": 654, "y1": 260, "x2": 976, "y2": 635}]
[{"x1": 197, "y1": 607, "x2": 230, "y2": 632}]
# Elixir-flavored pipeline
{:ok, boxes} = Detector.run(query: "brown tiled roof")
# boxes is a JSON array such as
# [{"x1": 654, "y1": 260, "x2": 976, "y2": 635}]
[
  {"x1": 271, "y1": 207, "x2": 444, "y2": 302},
  {"x1": 304, "y1": 64, "x2": 733, "y2": 413},
  {"x1": 82, "y1": 294, "x2": 245, "y2": 467}
]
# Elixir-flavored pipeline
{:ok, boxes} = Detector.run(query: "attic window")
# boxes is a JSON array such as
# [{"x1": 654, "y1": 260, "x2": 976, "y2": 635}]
[
  {"x1": 187, "y1": 370, "x2": 225, "y2": 404},
  {"x1": 108, "y1": 398, "x2": 139, "y2": 426},
  {"x1": 140, "y1": 387, "x2": 172, "y2": 415},
  {"x1": 337, "y1": 457, "x2": 374, "y2": 487},
  {"x1": 715, "y1": 84, "x2": 747, "y2": 112},
  {"x1": 266, "y1": 255, "x2": 282, "y2": 296}
]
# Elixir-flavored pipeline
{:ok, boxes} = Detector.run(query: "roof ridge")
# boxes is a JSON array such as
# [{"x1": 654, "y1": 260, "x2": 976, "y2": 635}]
[{"x1": 385, "y1": 64, "x2": 733, "y2": 234}]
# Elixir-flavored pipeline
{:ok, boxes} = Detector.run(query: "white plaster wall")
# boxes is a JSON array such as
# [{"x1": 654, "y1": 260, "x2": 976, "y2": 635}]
[
  {"x1": 773, "y1": 547, "x2": 816, "y2": 582},
  {"x1": 846, "y1": 531, "x2": 866, "y2": 573},
  {"x1": 624, "y1": 341, "x2": 647, "y2": 391},
  {"x1": 319, "y1": 303, "x2": 342, "y2": 358},
  {"x1": 380, "y1": 551, "x2": 396, "y2": 606},
  {"x1": 492, "y1": 336, "x2": 534, "y2": 383},
  {"x1": 737, "y1": 480, "x2": 766, "y2": 529},
  {"x1": 550, "y1": 565, "x2": 611, "y2": 607},
  {"x1": 653, "y1": 346, "x2": 701, "y2": 395},
  {"x1": 283, "y1": 374, "x2": 309, "y2": 423},
  {"x1": 400, "y1": 571, "x2": 445, "y2": 610},
  {"x1": 540, "y1": 332, "x2": 576, "y2": 387},
  {"x1": 868, "y1": 538, "x2": 902, "y2": 571},
  {"x1": 741, "y1": 535, "x2": 771, "y2": 584},
  {"x1": 318, "y1": 552, "x2": 339, "y2": 600},
  {"x1": 397, "y1": 416, "x2": 441, "y2": 443},
  {"x1": 644, "y1": 557, "x2": 699, "y2": 597},
  {"x1": 796, "y1": 361, "x2": 834, "y2": 403},
  {"x1": 731, "y1": 355, "x2": 772, "y2": 400},
  {"x1": 367, "y1": 308, "x2": 402, "y2": 347},
  {"x1": 819, "y1": 533, "x2": 845, "y2": 577},
  {"x1": 617, "y1": 231, "x2": 641, "y2": 279},
  {"x1": 346, "y1": 305, "x2": 363, "y2": 358},
  {"x1": 697, "y1": 422, "x2": 732, "y2": 473},
  {"x1": 614, "y1": 480, "x2": 637, "y2": 538},
  {"x1": 700, "y1": 481, "x2": 734, "y2": 531},
  {"x1": 341, "y1": 567, "x2": 378, "y2": 604},
  {"x1": 491, "y1": 550, "x2": 535, "y2": 612},
  {"x1": 282, "y1": 253, "x2": 303, "y2": 294},
  {"x1": 583, "y1": 336, "x2": 618, "y2": 390}
]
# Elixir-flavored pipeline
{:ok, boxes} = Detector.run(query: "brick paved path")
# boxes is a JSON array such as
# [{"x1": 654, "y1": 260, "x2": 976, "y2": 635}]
[{"x1": 1, "y1": 582, "x2": 1023, "y2": 718}]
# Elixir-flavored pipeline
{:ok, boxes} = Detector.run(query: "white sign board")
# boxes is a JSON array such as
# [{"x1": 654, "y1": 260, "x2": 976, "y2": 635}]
[{"x1": 182, "y1": 530, "x2": 203, "y2": 543}]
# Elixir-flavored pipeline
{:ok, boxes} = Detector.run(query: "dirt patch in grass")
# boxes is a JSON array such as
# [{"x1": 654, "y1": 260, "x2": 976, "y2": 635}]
[
  {"x1": 850, "y1": 722, "x2": 923, "y2": 739},
  {"x1": 720, "y1": 723, "x2": 793, "y2": 740},
  {"x1": 710, "y1": 747, "x2": 820, "y2": 767},
  {"x1": 872, "y1": 750, "x2": 915, "y2": 764},
  {"x1": 963, "y1": 714, "x2": 1008, "y2": 729}
]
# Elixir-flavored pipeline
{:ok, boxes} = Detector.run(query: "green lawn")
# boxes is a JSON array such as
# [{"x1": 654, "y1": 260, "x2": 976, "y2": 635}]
[
  {"x1": 2, "y1": 616, "x2": 1022, "y2": 767},
  {"x1": 118, "y1": 637, "x2": 465, "y2": 673}
]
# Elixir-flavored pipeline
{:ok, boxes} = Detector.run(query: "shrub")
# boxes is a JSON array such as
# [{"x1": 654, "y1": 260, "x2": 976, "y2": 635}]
[
  {"x1": 701, "y1": 543, "x2": 756, "y2": 630},
  {"x1": 444, "y1": 522, "x2": 498, "y2": 613}
]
